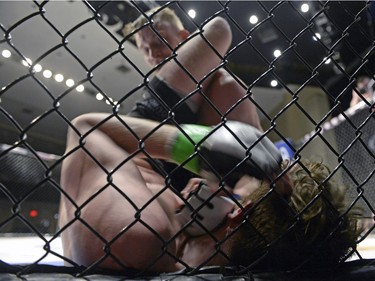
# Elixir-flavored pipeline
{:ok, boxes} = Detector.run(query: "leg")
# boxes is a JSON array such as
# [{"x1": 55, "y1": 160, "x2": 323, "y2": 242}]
[
  {"x1": 198, "y1": 70, "x2": 262, "y2": 130},
  {"x1": 157, "y1": 17, "x2": 232, "y2": 104},
  {"x1": 156, "y1": 17, "x2": 261, "y2": 129}
]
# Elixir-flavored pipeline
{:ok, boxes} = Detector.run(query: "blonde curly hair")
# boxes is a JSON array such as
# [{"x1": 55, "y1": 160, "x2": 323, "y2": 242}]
[{"x1": 229, "y1": 160, "x2": 363, "y2": 270}]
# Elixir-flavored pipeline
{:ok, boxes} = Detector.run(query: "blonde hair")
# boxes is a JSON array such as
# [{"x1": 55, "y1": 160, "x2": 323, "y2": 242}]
[
  {"x1": 229, "y1": 160, "x2": 363, "y2": 270},
  {"x1": 123, "y1": 7, "x2": 184, "y2": 39}
]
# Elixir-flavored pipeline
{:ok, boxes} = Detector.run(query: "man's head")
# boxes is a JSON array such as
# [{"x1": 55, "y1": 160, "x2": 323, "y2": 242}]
[
  {"x1": 123, "y1": 7, "x2": 189, "y2": 67},
  {"x1": 355, "y1": 75, "x2": 375, "y2": 98},
  {"x1": 356, "y1": 75, "x2": 372, "y2": 92},
  {"x1": 227, "y1": 160, "x2": 363, "y2": 270}
]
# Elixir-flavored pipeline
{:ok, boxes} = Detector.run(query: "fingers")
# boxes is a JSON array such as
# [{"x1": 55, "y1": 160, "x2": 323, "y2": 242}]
[
  {"x1": 181, "y1": 178, "x2": 204, "y2": 199},
  {"x1": 233, "y1": 175, "x2": 262, "y2": 199}
]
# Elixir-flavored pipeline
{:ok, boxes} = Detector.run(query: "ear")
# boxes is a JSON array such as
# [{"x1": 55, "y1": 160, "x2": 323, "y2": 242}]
[
  {"x1": 227, "y1": 200, "x2": 253, "y2": 229},
  {"x1": 178, "y1": 29, "x2": 190, "y2": 40}
]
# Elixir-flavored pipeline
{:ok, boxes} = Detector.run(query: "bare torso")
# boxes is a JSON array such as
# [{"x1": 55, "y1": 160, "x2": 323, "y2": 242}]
[{"x1": 59, "y1": 154, "x2": 227, "y2": 272}]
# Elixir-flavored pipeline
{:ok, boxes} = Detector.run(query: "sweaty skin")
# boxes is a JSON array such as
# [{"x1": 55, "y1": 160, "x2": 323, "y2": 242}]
[
  {"x1": 59, "y1": 114, "x2": 289, "y2": 272},
  {"x1": 134, "y1": 18, "x2": 262, "y2": 129}
]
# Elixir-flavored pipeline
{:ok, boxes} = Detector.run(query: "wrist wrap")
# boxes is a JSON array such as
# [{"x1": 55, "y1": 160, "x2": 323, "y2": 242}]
[{"x1": 171, "y1": 124, "x2": 212, "y2": 174}]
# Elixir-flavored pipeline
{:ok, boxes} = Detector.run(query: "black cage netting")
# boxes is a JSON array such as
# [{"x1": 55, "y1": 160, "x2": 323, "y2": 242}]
[{"x1": 0, "y1": 1, "x2": 375, "y2": 280}]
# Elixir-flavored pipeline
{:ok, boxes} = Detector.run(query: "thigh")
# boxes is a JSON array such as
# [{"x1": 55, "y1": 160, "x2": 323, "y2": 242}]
[
  {"x1": 198, "y1": 70, "x2": 262, "y2": 129},
  {"x1": 157, "y1": 17, "x2": 231, "y2": 99}
]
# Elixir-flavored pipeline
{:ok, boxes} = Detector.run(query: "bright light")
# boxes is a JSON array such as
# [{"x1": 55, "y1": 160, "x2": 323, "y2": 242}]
[
  {"x1": 22, "y1": 58, "x2": 32, "y2": 67},
  {"x1": 313, "y1": 33, "x2": 321, "y2": 41},
  {"x1": 54, "y1": 73, "x2": 64, "y2": 82},
  {"x1": 301, "y1": 3, "x2": 309, "y2": 13},
  {"x1": 76, "y1": 84, "x2": 84, "y2": 92},
  {"x1": 29, "y1": 209, "x2": 39, "y2": 218},
  {"x1": 249, "y1": 15, "x2": 258, "y2": 24},
  {"x1": 43, "y1": 69, "x2": 52, "y2": 78},
  {"x1": 324, "y1": 57, "x2": 331, "y2": 64},
  {"x1": 106, "y1": 97, "x2": 113, "y2": 105},
  {"x1": 33, "y1": 64, "x2": 42, "y2": 72},
  {"x1": 273, "y1": 49, "x2": 281, "y2": 58},
  {"x1": 96, "y1": 93, "x2": 104, "y2": 100},
  {"x1": 1, "y1": 49, "x2": 11, "y2": 58},
  {"x1": 65, "y1": 79, "x2": 75, "y2": 87},
  {"x1": 270, "y1": 80, "x2": 278, "y2": 87},
  {"x1": 188, "y1": 9, "x2": 196, "y2": 19}
]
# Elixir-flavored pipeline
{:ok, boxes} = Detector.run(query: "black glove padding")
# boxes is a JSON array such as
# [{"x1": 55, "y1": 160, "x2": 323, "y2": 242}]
[{"x1": 199, "y1": 121, "x2": 282, "y2": 187}]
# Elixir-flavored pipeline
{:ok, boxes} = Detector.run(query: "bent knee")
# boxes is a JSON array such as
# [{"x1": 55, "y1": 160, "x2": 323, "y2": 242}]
[{"x1": 205, "y1": 16, "x2": 232, "y2": 46}]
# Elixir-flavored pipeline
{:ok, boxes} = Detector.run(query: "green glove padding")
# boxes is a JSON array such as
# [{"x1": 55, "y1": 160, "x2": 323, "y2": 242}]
[{"x1": 171, "y1": 124, "x2": 212, "y2": 174}]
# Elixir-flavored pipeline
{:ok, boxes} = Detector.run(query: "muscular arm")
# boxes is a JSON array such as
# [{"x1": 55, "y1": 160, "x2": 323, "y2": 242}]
[{"x1": 67, "y1": 113, "x2": 178, "y2": 161}]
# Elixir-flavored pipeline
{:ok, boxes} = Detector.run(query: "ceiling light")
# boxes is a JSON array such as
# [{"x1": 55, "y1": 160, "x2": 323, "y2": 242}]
[
  {"x1": 76, "y1": 84, "x2": 84, "y2": 92},
  {"x1": 96, "y1": 93, "x2": 104, "y2": 100},
  {"x1": 1, "y1": 49, "x2": 11, "y2": 58},
  {"x1": 33, "y1": 64, "x2": 42, "y2": 72},
  {"x1": 22, "y1": 58, "x2": 32, "y2": 67},
  {"x1": 313, "y1": 33, "x2": 322, "y2": 41},
  {"x1": 270, "y1": 80, "x2": 278, "y2": 87},
  {"x1": 65, "y1": 78, "x2": 75, "y2": 87},
  {"x1": 301, "y1": 3, "x2": 309, "y2": 13},
  {"x1": 273, "y1": 49, "x2": 281, "y2": 58},
  {"x1": 188, "y1": 9, "x2": 196, "y2": 19},
  {"x1": 43, "y1": 69, "x2": 52, "y2": 78},
  {"x1": 249, "y1": 15, "x2": 258, "y2": 25},
  {"x1": 313, "y1": 33, "x2": 321, "y2": 41},
  {"x1": 54, "y1": 73, "x2": 64, "y2": 82}
]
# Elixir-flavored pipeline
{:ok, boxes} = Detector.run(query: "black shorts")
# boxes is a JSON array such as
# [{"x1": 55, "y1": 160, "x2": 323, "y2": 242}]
[
  {"x1": 128, "y1": 76, "x2": 198, "y2": 124},
  {"x1": 128, "y1": 77, "x2": 198, "y2": 192}
]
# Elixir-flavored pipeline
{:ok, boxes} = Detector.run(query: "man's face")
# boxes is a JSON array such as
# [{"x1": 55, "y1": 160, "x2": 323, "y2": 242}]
[
  {"x1": 357, "y1": 77, "x2": 371, "y2": 94},
  {"x1": 135, "y1": 21, "x2": 184, "y2": 67}
]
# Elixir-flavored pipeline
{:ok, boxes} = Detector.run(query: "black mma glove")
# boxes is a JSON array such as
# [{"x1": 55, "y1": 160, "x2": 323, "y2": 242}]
[{"x1": 170, "y1": 121, "x2": 282, "y2": 187}]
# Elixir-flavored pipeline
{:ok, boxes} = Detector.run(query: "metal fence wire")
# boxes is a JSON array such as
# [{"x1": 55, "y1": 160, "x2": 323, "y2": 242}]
[{"x1": 0, "y1": 0, "x2": 375, "y2": 279}]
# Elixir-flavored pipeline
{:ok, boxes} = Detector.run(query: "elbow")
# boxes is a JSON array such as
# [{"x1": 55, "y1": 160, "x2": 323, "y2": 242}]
[
  {"x1": 68, "y1": 113, "x2": 100, "y2": 136},
  {"x1": 64, "y1": 113, "x2": 96, "y2": 149}
]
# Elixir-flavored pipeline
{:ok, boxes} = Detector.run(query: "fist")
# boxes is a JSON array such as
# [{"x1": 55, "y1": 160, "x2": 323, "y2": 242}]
[{"x1": 199, "y1": 121, "x2": 282, "y2": 186}]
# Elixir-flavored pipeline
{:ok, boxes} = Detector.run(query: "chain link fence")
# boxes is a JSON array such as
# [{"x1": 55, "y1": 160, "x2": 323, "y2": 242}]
[{"x1": 0, "y1": 1, "x2": 375, "y2": 280}]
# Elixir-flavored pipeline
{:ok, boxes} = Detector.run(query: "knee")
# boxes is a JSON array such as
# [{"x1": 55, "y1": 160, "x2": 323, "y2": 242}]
[{"x1": 204, "y1": 16, "x2": 232, "y2": 49}]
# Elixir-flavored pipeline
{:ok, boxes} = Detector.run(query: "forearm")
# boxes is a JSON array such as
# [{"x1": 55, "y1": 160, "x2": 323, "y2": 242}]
[
  {"x1": 68, "y1": 114, "x2": 282, "y2": 184},
  {"x1": 71, "y1": 113, "x2": 178, "y2": 161}
]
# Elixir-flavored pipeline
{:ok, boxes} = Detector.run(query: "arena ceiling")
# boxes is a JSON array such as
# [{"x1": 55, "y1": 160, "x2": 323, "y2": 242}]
[
  {"x1": 0, "y1": 1, "x2": 374, "y2": 156},
  {"x1": 93, "y1": 0, "x2": 374, "y2": 89}
]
